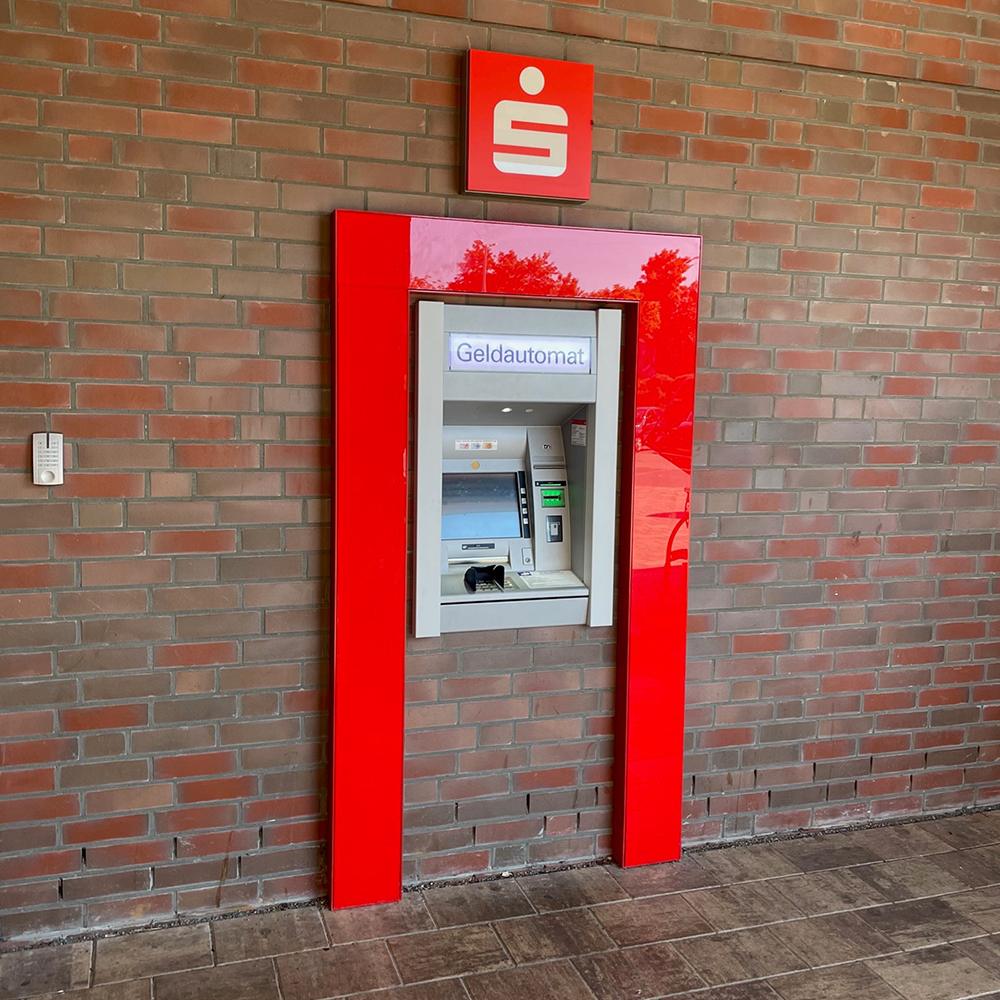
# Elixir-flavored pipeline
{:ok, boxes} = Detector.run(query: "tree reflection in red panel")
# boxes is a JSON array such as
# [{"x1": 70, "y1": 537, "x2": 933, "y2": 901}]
[{"x1": 331, "y1": 212, "x2": 701, "y2": 908}]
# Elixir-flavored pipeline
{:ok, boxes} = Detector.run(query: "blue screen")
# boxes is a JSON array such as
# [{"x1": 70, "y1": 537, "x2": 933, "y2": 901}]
[{"x1": 442, "y1": 473, "x2": 522, "y2": 540}]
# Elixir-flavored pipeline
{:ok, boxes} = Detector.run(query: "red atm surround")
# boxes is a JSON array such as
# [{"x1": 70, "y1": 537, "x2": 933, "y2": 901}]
[{"x1": 331, "y1": 211, "x2": 701, "y2": 909}]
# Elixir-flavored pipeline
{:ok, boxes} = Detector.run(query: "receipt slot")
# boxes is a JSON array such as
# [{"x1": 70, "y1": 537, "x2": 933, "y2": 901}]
[{"x1": 414, "y1": 303, "x2": 622, "y2": 637}]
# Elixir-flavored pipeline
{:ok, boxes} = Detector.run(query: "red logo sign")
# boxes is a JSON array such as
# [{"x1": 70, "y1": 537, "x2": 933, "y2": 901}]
[{"x1": 465, "y1": 50, "x2": 594, "y2": 202}]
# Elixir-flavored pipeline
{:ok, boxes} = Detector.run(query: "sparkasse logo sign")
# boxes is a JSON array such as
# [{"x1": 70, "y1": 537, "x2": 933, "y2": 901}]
[{"x1": 465, "y1": 50, "x2": 594, "y2": 202}]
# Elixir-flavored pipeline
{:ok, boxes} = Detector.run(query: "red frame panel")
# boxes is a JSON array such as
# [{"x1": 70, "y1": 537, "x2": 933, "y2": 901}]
[{"x1": 331, "y1": 211, "x2": 700, "y2": 907}]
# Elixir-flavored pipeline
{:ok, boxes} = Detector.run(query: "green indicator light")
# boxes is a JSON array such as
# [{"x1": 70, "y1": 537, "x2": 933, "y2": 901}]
[{"x1": 541, "y1": 489, "x2": 565, "y2": 508}]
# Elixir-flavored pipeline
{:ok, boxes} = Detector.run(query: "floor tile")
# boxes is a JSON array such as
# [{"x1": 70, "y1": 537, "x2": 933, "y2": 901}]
[
  {"x1": 672, "y1": 985, "x2": 782, "y2": 1000},
  {"x1": 769, "y1": 962, "x2": 904, "y2": 1000},
  {"x1": 213, "y1": 908, "x2": 328, "y2": 963},
  {"x1": 925, "y1": 813, "x2": 1000, "y2": 851},
  {"x1": 831, "y1": 824, "x2": 954, "y2": 861},
  {"x1": 387, "y1": 925, "x2": 511, "y2": 983},
  {"x1": 946, "y1": 887, "x2": 1000, "y2": 933},
  {"x1": 0, "y1": 943, "x2": 93, "y2": 999},
  {"x1": 694, "y1": 844, "x2": 803, "y2": 885},
  {"x1": 866, "y1": 943, "x2": 1000, "y2": 1000},
  {"x1": 682, "y1": 880, "x2": 808, "y2": 932},
  {"x1": 851, "y1": 857, "x2": 971, "y2": 902},
  {"x1": 592, "y1": 892, "x2": 713, "y2": 945},
  {"x1": 674, "y1": 926, "x2": 808, "y2": 986},
  {"x1": 493, "y1": 908, "x2": 614, "y2": 963},
  {"x1": 421, "y1": 879, "x2": 533, "y2": 927},
  {"x1": 464, "y1": 960, "x2": 594, "y2": 1000},
  {"x1": 928, "y1": 846, "x2": 1000, "y2": 889},
  {"x1": 276, "y1": 941, "x2": 399, "y2": 999},
  {"x1": 340, "y1": 984, "x2": 466, "y2": 1000},
  {"x1": 859, "y1": 896, "x2": 986, "y2": 950},
  {"x1": 609, "y1": 855, "x2": 722, "y2": 897},
  {"x1": 18, "y1": 984, "x2": 149, "y2": 1000},
  {"x1": 954, "y1": 933, "x2": 1000, "y2": 977},
  {"x1": 94, "y1": 925, "x2": 212, "y2": 984},
  {"x1": 155, "y1": 959, "x2": 278, "y2": 1000},
  {"x1": 773, "y1": 837, "x2": 882, "y2": 873},
  {"x1": 573, "y1": 941, "x2": 704, "y2": 1000},
  {"x1": 323, "y1": 894, "x2": 434, "y2": 944},
  {"x1": 14, "y1": 813, "x2": 1000, "y2": 1000},
  {"x1": 516, "y1": 867, "x2": 628, "y2": 913},
  {"x1": 778, "y1": 911, "x2": 899, "y2": 966},
  {"x1": 771, "y1": 869, "x2": 890, "y2": 916}
]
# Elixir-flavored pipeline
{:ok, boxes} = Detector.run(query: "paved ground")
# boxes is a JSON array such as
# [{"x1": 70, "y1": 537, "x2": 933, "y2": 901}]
[{"x1": 6, "y1": 811, "x2": 1000, "y2": 1000}]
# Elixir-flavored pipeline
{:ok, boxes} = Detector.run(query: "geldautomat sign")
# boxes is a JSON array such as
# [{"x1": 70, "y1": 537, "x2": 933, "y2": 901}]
[{"x1": 449, "y1": 333, "x2": 593, "y2": 374}]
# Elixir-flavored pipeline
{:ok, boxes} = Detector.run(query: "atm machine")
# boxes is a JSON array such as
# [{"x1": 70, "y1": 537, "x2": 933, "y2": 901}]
[{"x1": 414, "y1": 302, "x2": 622, "y2": 637}]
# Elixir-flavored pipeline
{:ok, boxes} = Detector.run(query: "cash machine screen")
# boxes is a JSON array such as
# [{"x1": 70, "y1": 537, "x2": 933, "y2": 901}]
[{"x1": 442, "y1": 473, "x2": 522, "y2": 540}]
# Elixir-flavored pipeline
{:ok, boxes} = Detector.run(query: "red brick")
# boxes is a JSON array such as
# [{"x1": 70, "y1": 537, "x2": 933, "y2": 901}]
[
  {"x1": 688, "y1": 138, "x2": 752, "y2": 165},
  {"x1": 0, "y1": 793, "x2": 80, "y2": 823},
  {"x1": 43, "y1": 100, "x2": 137, "y2": 133},
  {"x1": 61, "y1": 704, "x2": 148, "y2": 732},
  {"x1": 63, "y1": 814, "x2": 149, "y2": 844},
  {"x1": 713, "y1": 2, "x2": 774, "y2": 30},
  {"x1": 166, "y1": 205, "x2": 254, "y2": 236},
  {"x1": 173, "y1": 444, "x2": 260, "y2": 469},
  {"x1": 0, "y1": 28, "x2": 88, "y2": 62},
  {"x1": 142, "y1": 109, "x2": 232, "y2": 143},
  {"x1": 76, "y1": 383, "x2": 166, "y2": 410},
  {"x1": 66, "y1": 69, "x2": 161, "y2": 105},
  {"x1": 165, "y1": 81, "x2": 255, "y2": 116},
  {"x1": 236, "y1": 119, "x2": 321, "y2": 152},
  {"x1": 844, "y1": 21, "x2": 902, "y2": 48},
  {"x1": 54, "y1": 532, "x2": 145, "y2": 558},
  {"x1": 0, "y1": 380, "x2": 70, "y2": 408},
  {"x1": 67, "y1": 5, "x2": 159, "y2": 39},
  {"x1": 782, "y1": 11, "x2": 839, "y2": 39},
  {"x1": 0, "y1": 850, "x2": 80, "y2": 881},
  {"x1": 150, "y1": 530, "x2": 238, "y2": 555},
  {"x1": 177, "y1": 775, "x2": 258, "y2": 804}
]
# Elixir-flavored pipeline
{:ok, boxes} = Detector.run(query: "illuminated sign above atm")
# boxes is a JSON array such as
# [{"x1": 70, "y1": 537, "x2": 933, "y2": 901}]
[
  {"x1": 465, "y1": 50, "x2": 594, "y2": 201},
  {"x1": 449, "y1": 333, "x2": 593, "y2": 374}
]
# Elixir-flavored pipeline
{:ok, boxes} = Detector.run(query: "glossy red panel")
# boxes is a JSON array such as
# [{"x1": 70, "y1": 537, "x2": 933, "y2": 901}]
[
  {"x1": 330, "y1": 211, "x2": 410, "y2": 908},
  {"x1": 331, "y1": 211, "x2": 700, "y2": 906}
]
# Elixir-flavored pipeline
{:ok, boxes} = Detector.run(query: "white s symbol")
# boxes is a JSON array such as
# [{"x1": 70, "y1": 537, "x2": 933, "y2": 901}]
[{"x1": 493, "y1": 66, "x2": 568, "y2": 178}]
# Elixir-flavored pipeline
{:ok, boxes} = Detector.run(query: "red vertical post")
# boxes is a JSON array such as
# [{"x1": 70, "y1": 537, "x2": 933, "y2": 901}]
[
  {"x1": 330, "y1": 212, "x2": 410, "y2": 908},
  {"x1": 614, "y1": 293, "x2": 698, "y2": 867}
]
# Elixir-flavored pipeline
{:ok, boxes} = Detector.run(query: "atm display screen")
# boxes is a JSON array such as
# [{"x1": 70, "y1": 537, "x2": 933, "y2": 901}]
[{"x1": 442, "y1": 473, "x2": 522, "y2": 540}]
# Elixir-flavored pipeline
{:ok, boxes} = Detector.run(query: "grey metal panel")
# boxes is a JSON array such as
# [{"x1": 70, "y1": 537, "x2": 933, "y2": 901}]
[
  {"x1": 414, "y1": 301, "x2": 445, "y2": 638},
  {"x1": 444, "y1": 400, "x2": 582, "y2": 427},
  {"x1": 441, "y1": 596, "x2": 589, "y2": 632},
  {"x1": 526, "y1": 427, "x2": 571, "y2": 573},
  {"x1": 586, "y1": 309, "x2": 622, "y2": 627},
  {"x1": 442, "y1": 304, "x2": 596, "y2": 338},
  {"x1": 563, "y1": 404, "x2": 588, "y2": 585},
  {"x1": 441, "y1": 424, "x2": 527, "y2": 461},
  {"x1": 444, "y1": 371, "x2": 596, "y2": 403}
]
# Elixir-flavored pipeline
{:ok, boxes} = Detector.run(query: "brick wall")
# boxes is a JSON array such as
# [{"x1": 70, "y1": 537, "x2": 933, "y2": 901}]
[
  {"x1": 404, "y1": 624, "x2": 616, "y2": 882},
  {"x1": 2, "y1": 0, "x2": 1000, "y2": 942}
]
